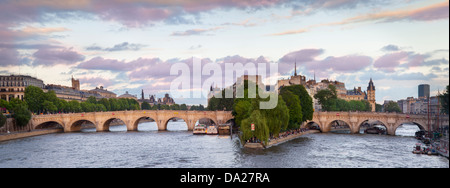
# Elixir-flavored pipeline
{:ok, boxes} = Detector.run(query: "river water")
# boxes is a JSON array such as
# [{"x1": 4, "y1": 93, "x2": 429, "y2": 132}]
[{"x1": 0, "y1": 122, "x2": 448, "y2": 168}]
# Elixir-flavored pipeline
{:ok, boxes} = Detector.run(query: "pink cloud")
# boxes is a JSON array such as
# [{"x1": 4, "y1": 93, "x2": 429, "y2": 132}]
[
  {"x1": 0, "y1": 48, "x2": 20, "y2": 66},
  {"x1": 79, "y1": 76, "x2": 114, "y2": 88},
  {"x1": 32, "y1": 47, "x2": 85, "y2": 66},
  {"x1": 374, "y1": 51, "x2": 409, "y2": 72},
  {"x1": 321, "y1": 55, "x2": 372, "y2": 72}
]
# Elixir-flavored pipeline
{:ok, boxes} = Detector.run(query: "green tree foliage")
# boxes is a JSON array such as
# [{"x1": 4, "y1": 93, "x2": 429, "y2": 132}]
[
  {"x1": 280, "y1": 90, "x2": 302, "y2": 129},
  {"x1": 24, "y1": 85, "x2": 45, "y2": 113},
  {"x1": 12, "y1": 104, "x2": 31, "y2": 127},
  {"x1": 141, "y1": 101, "x2": 151, "y2": 110},
  {"x1": 314, "y1": 84, "x2": 372, "y2": 112},
  {"x1": 262, "y1": 96, "x2": 289, "y2": 137},
  {"x1": 0, "y1": 111, "x2": 6, "y2": 128},
  {"x1": 240, "y1": 110, "x2": 269, "y2": 144},
  {"x1": 280, "y1": 85, "x2": 313, "y2": 122},
  {"x1": 384, "y1": 101, "x2": 401, "y2": 113},
  {"x1": 232, "y1": 100, "x2": 251, "y2": 128},
  {"x1": 42, "y1": 100, "x2": 58, "y2": 113},
  {"x1": 439, "y1": 85, "x2": 449, "y2": 114},
  {"x1": 232, "y1": 80, "x2": 292, "y2": 145}
]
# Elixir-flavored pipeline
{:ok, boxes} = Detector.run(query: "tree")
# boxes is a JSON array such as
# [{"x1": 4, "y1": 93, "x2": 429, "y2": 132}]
[
  {"x1": 180, "y1": 104, "x2": 188, "y2": 110},
  {"x1": 376, "y1": 104, "x2": 383, "y2": 112},
  {"x1": 262, "y1": 96, "x2": 289, "y2": 137},
  {"x1": 86, "y1": 96, "x2": 97, "y2": 104},
  {"x1": 68, "y1": 100, "x2": 82, "y2": 113},
  {"x1": 141, "y1": 101, "x2": 151, "y2": 110},
  {"x1": 280, "y1": 85, "x2": 313, "y2": 122},
  {"x1": 314, "y1": 84, "x2": 338, "y2": 111},
  {"x1": 24, "y1": 85, "x2": 45, "y2": 113},
  {"x1": 240, "y1": 110, "x2": 269, "y2": 145},
  {"x1": 384, "y1": 101, "x2": 401, "y2": 113},
  {"x1": 439, "y1": 85, "x2": 449, "y2": 114},
  {"x1": 280, "y1": 90, "x2": 302, "y2": 129},
  {"x1": 12, "y1": 104, "x2": 31, "y2": 127},
  {"x1": 0, "y1": 111, "x2": 6, "y2": 128},
  {"x1": 42, "y1": 100, "x2": 58, "y2": 114},
  {"x1": 99, "y1": 98, "x2": 111, "y2": 111}
]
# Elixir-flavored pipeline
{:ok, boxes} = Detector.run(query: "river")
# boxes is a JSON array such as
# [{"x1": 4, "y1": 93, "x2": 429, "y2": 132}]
[{"x1": 0, "y1": 122, "x2": 448, "y2": 168}]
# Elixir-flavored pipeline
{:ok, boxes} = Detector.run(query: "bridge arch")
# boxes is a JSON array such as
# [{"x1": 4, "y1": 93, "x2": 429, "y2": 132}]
[
  {"x1": 357, "y1": 119, "x2": 389, "y2": 134},
  {"x1": 328, "y1": 119, "x2": 352, "y2": 134},
  {"x1": 305, "y1": 121, "x2": 321, "y2": 132},
  {"x1": 101, "y1": 117, "x2": 128, "y2": 132},
  {"x1": 131, "y1": 116, "x2": 158, "y2": 131},
  {"x1": 195, "y1": 117, "x2": 218, "y2": 126},
  {"x1": 67, "y1": 119, "x2": 96, "y2": 132},
  {"x1": 393, "y1": 121, "x2": 427, "y2": 135},
  {"x1": 34, "y1": 120, "x2": 64, "y2": 130},
  {"x1": 160, "y1": 116, "x2": 189, "y2": 131}
]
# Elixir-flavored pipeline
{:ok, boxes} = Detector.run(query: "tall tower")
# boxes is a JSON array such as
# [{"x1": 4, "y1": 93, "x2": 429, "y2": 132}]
[
  {"x1": 294, "y1": 60, "x2": 297, "y2": 76},
  {"x1": 71, "y1": 76, "x2": 80, "y2": 91},
  {"x1": 367, "y1": 78, "x2": 376, "y2": 112},
  {"x1": 141, "y1": 89, "x2": 145, "y2": 100}
]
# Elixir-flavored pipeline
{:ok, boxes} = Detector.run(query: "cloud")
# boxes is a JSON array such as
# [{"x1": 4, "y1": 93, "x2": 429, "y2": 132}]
[
  {"x1": 171, "y1": 27, "x2": 224, "y2": 36},
  {"x1": 320, "y1": 55, "x2": 373, "y2": 72},
  {"x1": 86, "y1": 42, "x2": 146, "y2": 51},
  {"x1": 32, "y1": 47, "x2": 85, "y2": 66},
  {"x1": 79, "y1": 76, "x2": 114, "y2": 88},
  {"x1": 270, "y1": 1, "x2": 449, "y2": 36},
  {"x1": 268, "y1": 28, "x2": 309, "y2": 36},
  {"x1": 381, "y1": 44, "x2": 400, "y2": 52},
  {"x1": 339, "y1": 0, "x2": 449, "y2": 24},
  {"x1": 0, "y1": 48, "x2": 20, "y2": 66},
  {"x1": 374, "y1": 51, "x2": 409, "y2": 72}
]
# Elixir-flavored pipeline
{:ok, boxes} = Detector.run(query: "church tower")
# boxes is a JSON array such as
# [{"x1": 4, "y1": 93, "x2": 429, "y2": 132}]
[
  {"x1": 71, "y1": 76, "x2": 80, "y2": 91},
  {"x1": 367, "y1": 78, "x2": 376, "y2": 112}
]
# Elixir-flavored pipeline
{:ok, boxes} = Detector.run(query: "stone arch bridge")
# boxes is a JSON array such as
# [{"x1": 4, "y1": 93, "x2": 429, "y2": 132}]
[
  {"x1": 306, "y1": 111, "x2": 449, "y2": 135},
  {"x1": 31, "y1": 110, "x2": 234, "y2": 132},
  {"x1": 31, "y1": 110, "x2": 448, "y2": 135}
]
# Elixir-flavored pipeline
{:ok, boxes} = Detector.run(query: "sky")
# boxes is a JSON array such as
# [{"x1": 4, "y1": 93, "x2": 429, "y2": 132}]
[{"x1": 0, "y1": 0, "x2": 448, "y2": 105}]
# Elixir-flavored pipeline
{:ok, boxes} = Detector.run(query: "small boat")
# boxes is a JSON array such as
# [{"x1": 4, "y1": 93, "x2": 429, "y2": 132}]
[
  {"x1": 193, "y1": 124, "x2": 207, "y2": 135},
  {"x1": 437, "y1": 134, "x2": 449, "y2": 158},
  {"x1": 412, "y1": 143, "x2": 423, "y2": 154},
  {"x1": 206, "y1": 125, "x2": 218, "y2": 135},
  {"x1": 218, "y1": 124, "x2": 231, "y2": 135},
  {"x1": 364, "y1": 125, "x2": 386, "y2": 135}
]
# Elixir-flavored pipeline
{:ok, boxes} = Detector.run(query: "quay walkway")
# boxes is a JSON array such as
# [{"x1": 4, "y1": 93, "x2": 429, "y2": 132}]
[{"x1": 244, "y1": 129, "x2": 320, "y2": 149}]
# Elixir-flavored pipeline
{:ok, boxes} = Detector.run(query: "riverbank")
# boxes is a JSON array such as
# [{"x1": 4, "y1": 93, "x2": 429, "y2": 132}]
[
  {"x1": 0, "y1": 128, "x2": 63, "y2": 142},
  {"x1": 244, "y1": 129, "x2": 320, "y2": 149}
]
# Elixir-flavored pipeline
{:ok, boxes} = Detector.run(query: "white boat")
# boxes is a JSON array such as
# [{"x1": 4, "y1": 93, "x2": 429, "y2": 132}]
[
  {"x1": 206, "y1": 125, "x2": 218, "y2": 135},
  {"x1": 437, "y1": 133, "x2": 449, "y2": 158},
  {"x1": 193, "y1": 124, "x2": 207, "y2": 135},
  {"x1": 412, "y1": 143, "x2": 423, "y2": 154}
]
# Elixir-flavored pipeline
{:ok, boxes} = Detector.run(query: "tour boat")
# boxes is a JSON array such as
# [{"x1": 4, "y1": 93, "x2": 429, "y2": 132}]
[
  {"x1": 206, "y1": 125, "x2": 218, "y2": 135},
  {"x1": 437, "y1": 134, "x2": 449, "y2": 158},
  {"x1": 193, "y1": 124, "x2": 207, "y2": 135},
  {"x1": 218, "y1": 124, "x2": 231, "y2": 135},
  {"x1": 364, "y1": 125, "x2": 386, "y2": 135},
  {"x1": 412, "y1": 143, "x2": 423, "y2": 154}
]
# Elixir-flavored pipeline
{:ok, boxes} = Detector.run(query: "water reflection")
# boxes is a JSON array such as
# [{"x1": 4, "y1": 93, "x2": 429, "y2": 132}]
[{"x1": 0, "y1": 123, "x2": 447, "y2": 168}]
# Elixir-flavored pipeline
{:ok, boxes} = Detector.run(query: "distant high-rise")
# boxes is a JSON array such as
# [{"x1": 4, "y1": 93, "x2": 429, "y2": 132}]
[{"x1": 418, "y1": 84, "x2": 430, "y2": 99}]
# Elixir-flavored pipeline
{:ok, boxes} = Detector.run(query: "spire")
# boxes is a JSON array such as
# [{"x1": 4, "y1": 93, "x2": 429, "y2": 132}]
[
  {"x1": 314, "y1": 70, "x2": 316, "y2": 81},
  {"x1": 294, "y1": 59, "x2": 297, "y2": 76},
  {"x1": 141, "y1": 89, "x2": 144, "y2": 100}
]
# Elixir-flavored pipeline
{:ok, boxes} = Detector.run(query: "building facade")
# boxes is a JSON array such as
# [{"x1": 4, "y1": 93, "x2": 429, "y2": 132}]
[
  {"x1": 88, "y1": 86, "x2": 117, "y2": 98},
  {"x1": 0, "y1": 75, "x2": 45, "y2": 102}
]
